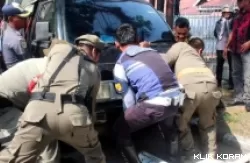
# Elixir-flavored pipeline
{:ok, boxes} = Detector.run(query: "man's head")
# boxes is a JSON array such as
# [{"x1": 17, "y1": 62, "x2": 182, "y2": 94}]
[
  {"x1": 173, "y1": 17, "x2": 190, "y2": 42},
  {"x1": 75, "y1": 34, "x2": 105, "y2": 63},
  {"x1": 237, "y1": 0, "x2": 250, "y2": 12},
  {"x1": 115, "y1": 23, "x2": 137, "y2": 51},
  {"x1": 221, "y1": 5, "x2": 233, "y2": 19},
  {"x1": 188, "y1": 37, "x2": 205, "y2": 56},
  {"x1": 2, "y1": 2, "x2": 30, "y2": 30},
  {"x1": 234, "y1": 6, "x2": 240, "y2": 15}
]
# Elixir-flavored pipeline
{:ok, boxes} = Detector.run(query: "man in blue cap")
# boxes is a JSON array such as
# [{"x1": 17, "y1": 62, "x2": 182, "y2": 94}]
[{"x1": 1, "y1": 2, "x2": 30, "y2": 69}]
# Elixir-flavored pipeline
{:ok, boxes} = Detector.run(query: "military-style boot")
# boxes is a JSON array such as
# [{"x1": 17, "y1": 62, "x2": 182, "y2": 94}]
[{"x1": 120, "y1": 144, "x2": 141, "y2": 163}]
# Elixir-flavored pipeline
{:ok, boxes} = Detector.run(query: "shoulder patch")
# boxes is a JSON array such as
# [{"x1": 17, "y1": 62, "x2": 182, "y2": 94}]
[
  {"x1": 115, "y1": 83, "x2": 123, "y2": 92},
  {"x1": 20, "y1": 40, "x2": 27, "y2": 49}
]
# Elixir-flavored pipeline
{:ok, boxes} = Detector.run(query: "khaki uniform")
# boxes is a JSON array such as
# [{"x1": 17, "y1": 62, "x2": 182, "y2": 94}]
[
  {"x1": 0, "y1": 40, "x2": 105, "y2": 163},
  {"x1": 162, "y1": 42, "x2": 221, "y2": 157},
  {"x1": 0, "y1": 58, "x2": 60, "y2": 163}
]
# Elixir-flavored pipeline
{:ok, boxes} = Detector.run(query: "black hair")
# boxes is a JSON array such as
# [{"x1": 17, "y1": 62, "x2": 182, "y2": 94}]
[
  {"x1": 115, "y1": 23, "x2": 136, "y2": 46},
  {"x1": 188, "y1": 37, "x2": 205, "y2": 50},
  {"x1": 175, "y1": 17, "x2": 190, "y2": 29}
]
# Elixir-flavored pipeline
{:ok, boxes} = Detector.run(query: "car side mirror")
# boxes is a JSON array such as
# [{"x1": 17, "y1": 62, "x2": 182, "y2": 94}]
[{"x1": 31, "y1": 21, "x2": 52, "y2": 49}]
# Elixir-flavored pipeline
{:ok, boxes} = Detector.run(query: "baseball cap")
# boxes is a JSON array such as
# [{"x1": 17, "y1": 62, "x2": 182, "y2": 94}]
[
  {"x1": 2, "y1": 2, "x2": 31, "y2": 18},
  {"x1": 221, "y1": 5, "x2": 234, "y2": 13},
  {"x1": 74, "y1": 34, "x2": 105, "y2": 50}
]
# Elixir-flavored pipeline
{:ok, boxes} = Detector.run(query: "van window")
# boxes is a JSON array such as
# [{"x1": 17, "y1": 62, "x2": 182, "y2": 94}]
[
  {"x1": 34, "y1": 2, "x2": 56, "y2": 37},
  {"x1": 37, "y1": 2, "x2": 54, "y2": 22},
  {"x1": 6, "y1": 0, "x2": 36, "y2": 7},
  {"x1": 65, "y1": 0, "x2": 174, "y2": 44}
]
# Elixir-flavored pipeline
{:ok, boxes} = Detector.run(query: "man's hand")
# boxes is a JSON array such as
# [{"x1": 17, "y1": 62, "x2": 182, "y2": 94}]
[
  {"x1": 139, "y1": 41, "x2": 151, "y2": 48},
  {"x1": 241, "y1": 41, "x2": 250, "y2": 53},
  {"x1": 223, "y1": 48, "x2": 228, "y2": 59}
]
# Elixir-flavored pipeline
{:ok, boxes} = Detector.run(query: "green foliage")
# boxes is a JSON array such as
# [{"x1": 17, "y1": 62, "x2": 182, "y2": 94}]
[{"x1": 223, "y1": 112, "x2": 239, "y2": 123}]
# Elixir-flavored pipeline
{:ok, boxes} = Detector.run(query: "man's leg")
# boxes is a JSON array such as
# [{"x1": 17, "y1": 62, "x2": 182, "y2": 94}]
[
  {"x1": 113, "y1": 103, "x2": 149, "y2": 163},
  {"x1": 59, "y1": 103, "x2": 105, "y2": 163},
  {"x1": 158, "y1": 116, "x2": 180, "y2": 163},
  {"x1": 113, "y1": 102, "x2": 178, "y2": 163},
  {"x1": 113, "y1": 114, "x2": 141, "y2": 163},
  {"x1": 216, "y1": 50, "x2": 225, "y2": 87},
  {"x1": 38, "y1": 140, "x2": 60, "y2": 163},
  {"x1": 227, "y1": 52, "x2": 234, "y2": 89},
  {"x1": 242, "y1": 51, "x2": 250, "y2": 110},
  {"x1": 0, "y1": 109, "x2": 60, "y2": 163},
  {"x1": 196, "y1": 83, "x2": 220, "y2": 156},
  {"x1": 231, "y1": 54, "x2": 244, "y2": 104},
  {"x1": 177, "y1": 96, "x2": 197, "y2": 162},
  {"x1": 0, "y1": 119, "x2": 52, "y2": 163}
]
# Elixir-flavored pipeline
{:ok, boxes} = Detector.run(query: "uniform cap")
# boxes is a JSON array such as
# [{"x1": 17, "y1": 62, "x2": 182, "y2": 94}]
[
  {"x1": 221, "y1": 5, "x2": 234, "y2": 13},
  {"x1": 74, "y1": 34, "x2": 105, "y2": 50},
  {"x1": 2, "y1": 2, "x2": 31, "y2": 18}
]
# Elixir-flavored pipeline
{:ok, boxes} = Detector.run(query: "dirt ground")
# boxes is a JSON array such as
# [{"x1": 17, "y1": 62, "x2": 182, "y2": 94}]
[{"x1": 218, "y1": 88, "x2": 250, "y2": 138}]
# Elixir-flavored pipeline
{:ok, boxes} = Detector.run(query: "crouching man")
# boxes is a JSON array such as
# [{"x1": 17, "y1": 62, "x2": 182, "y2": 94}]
[
  {"x1": 113, "y1": 23, "x2": 185, "y2": 163},
  {"x1": 161, "y1": 37, "x2": 222, "y2": 162},
  {"x1": 0, "y1": 57, "x2": 60, "y2": 163}
]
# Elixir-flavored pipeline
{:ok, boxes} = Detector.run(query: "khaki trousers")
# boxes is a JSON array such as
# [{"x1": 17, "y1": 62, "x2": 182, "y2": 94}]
[
  {"x1": 37, "y1": 141, "x2": 60, "y2": 163},
  {"x1": 177, "y1": 82, "x2": 221, "y2": 156},
  {"x1": 0, "y1": 100, "x2": 105, "y2": 163}
]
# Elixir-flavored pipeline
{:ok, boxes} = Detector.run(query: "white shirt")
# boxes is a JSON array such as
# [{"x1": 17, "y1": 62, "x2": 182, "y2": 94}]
[{"x1": 216, "y1": 18, "x2": 230, "y2": 51}]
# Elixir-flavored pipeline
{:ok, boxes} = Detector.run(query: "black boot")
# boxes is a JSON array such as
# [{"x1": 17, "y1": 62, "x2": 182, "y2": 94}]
[
  {"x1": 113, "y1": 114, "x2": 141, "y2": 163},
  {"x1": 120, "y1": 144, "x2": 141, "y2": 163}
]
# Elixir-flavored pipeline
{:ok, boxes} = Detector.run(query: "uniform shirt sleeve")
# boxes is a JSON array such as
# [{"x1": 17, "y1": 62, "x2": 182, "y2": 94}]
[
  {"x1": 90, "y1": 68, "x2": 101, "y2": 122},
  {"x1": 10, "y1": 38, "x2": 28, "y2": 60},
  {"x1": 0, "y1": 58, "x2": 44, "y2": 108},
  {"x1": 113, "y1": 63, "x2": 136, "y2": 110},
  {"x1": 163, "y1": 42, "x2": 183, "y2": 67}
]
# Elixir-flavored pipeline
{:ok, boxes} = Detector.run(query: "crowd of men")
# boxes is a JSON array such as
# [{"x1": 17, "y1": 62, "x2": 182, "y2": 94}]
[
  {"x1": 0, "y1": 0, "x2": 249, "y2": 163},
  {"x1": 213, "y1": 1, "x2": 250, "y2": 111}
]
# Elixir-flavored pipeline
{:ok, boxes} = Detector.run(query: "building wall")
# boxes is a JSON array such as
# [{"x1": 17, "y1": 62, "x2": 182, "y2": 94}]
[{"x1": 146, "y1": 0, "x2": 179, "y2": 28}]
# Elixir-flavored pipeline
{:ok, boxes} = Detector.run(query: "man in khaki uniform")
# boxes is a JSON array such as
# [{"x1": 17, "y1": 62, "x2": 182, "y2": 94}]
[
  {"x1": 0, "y1": 35, "x2": 106, "y2": 163},
  {"x1": 161, "y1": 37, "x2": 221, "y2": 162},
  {"x1": 0, "y1": 57, "x2": 60, "y2": 163}
]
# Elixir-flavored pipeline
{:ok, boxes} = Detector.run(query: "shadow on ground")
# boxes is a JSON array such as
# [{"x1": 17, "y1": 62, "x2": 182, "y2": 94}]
[{"x1": 216, "y1": 102, "x2": 243, "y2": 158}]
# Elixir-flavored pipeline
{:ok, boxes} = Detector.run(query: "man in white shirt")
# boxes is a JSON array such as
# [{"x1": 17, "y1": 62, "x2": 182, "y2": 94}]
[
  {"x1": 214, "y1": 5, "x2": 234, "y2": 89},
  {"x1": 0, "y1": 57, "x2": 60, "y2": 163}
]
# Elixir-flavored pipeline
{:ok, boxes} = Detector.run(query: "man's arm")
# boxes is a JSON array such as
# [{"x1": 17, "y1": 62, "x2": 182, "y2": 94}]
[
  {"x1": 11, "y1": 38, "x2": 28, "y2": 60},
  {"x1": 90, "y1": 69, "x2": 101, "y2": 122},
  {"x1": 214, "y1": 21, "x2": 218, "y2": 39},
  {"x1": 223, "y1": 20, "x2": 235, "y2": 59},
  {"x1": 0, "y1": 58, "x2": 46, "y2": 108},
  {"x1": 113, "y1": 63, "x2": 136, "y2": 110},
  {"x1": 162, "y1": 42, "x2": 183, "y2": 67},
  {"x1": 226, "y1": 32, "x2": 233, "y2": 49},
  {"x1": 240, "y1": 19, "x2": 250, "y2": 53}
]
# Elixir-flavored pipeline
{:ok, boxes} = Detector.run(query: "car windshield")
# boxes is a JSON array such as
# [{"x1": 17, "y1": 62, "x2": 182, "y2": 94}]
[{"x1": 65, "y1": 0, "x2": 174, "y2": 44}]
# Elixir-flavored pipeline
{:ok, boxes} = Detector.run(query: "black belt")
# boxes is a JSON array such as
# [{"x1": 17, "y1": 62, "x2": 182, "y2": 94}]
[
  {"x1": 61, "y1": 94, "x2": 91, "y2": 114},
  {"x1": 30, "y1": 92, "x2": 84, "y2": 104},
  {"x1": 30, "y1": 92, "x2": 56, "y2": 102},
  {"x1": 30, "y1": 92, "x2": 91, "y2": 114},
  {"x1": 61, "y1": 94, "x2": 85, "y2": 104}
]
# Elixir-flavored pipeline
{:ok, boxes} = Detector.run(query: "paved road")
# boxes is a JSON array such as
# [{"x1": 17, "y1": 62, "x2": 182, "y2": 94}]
[
  {"x1": 1, "y1": 107, "x2": 248, "y2": 163},
  {"x1": 59, "y1": 124, "x2": 247, "y2": 163}
]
